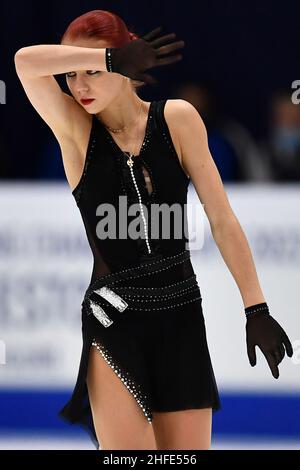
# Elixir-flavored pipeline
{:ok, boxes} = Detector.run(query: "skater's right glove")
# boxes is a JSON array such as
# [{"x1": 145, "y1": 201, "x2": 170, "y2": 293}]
[{"x1": 105, "y1": 26, "x2": 185, "y2": 85}]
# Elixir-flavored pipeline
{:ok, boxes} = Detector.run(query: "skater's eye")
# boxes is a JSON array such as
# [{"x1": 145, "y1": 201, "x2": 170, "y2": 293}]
[{"x1": 66, "y1": 71, "x2": 100, "y2": 79}]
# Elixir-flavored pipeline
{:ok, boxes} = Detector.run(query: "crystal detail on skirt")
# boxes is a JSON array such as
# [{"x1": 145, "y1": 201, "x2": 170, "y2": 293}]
[
  {"x1": 91, "y1": 339, "x2": 153, "y2": 423},
  {"x1": 89, "y1": 299, "x2": 114, "y2": 328},
  {"x1": 94, "y1": 286, "x2": 128, "y2": 312}
]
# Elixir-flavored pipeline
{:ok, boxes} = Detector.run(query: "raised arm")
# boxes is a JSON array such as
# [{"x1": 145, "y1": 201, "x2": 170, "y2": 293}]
[
  {"x1": 14, "y1": 44, "x2": 108, "y2": 78},
  {"x1": 14, "y1": 27, "x2": 185, "y2": 141},
  {"x1": 14, "y1": 44, "x2": 101, "y2": 149}
]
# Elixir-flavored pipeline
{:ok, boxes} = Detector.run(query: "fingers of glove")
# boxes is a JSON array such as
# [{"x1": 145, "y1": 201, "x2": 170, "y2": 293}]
[
  {"x1": 142, "y1": 26, "x2": 163, "y2": 42},
  {"x1": 150, "y1": 33, "x2": 177, "y2": 48},
  {"x1": 278, "y1": 343, "x2": 286, "y2": 362},
  {"x1": 156, "y1": 54, "x2": 183, "y2": 67},
  {"x1": 156, "y1": 40, "x2": 185, "y2": 57},
  {"x1": 247, "y1": 341, "x2": 257, "y2": 366},
  {"x1": 273, "y1": 348, "x2": 283, "y2": 365},
  {"x1": 263, "y1": 350, "x2": 279, "y2": 379},
  {"x1": 281, "y1": 330, "x2": 293, "y2": 357}
]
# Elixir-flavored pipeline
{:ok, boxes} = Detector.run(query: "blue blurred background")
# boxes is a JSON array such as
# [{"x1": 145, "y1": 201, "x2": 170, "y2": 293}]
[{"x1": 0, "y1": 0, "x2": 299, "y2": 449}]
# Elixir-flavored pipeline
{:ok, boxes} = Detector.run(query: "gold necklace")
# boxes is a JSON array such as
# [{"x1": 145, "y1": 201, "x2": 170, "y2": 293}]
[{"x1": 103, "y1": 100, "x2": 143, "y2": 133}]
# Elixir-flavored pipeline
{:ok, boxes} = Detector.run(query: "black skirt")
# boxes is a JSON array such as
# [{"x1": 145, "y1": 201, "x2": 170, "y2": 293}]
[{"x1": 59, "y1": 250, "x2": 221, "y2": 449}]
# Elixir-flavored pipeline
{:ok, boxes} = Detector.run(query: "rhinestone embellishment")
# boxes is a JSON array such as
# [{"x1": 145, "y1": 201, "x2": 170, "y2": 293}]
[
  {"x1": 86, "y1": 250, "x2": 190, "y2": 296},
  {"x1": 127, "y1": 155, "x2": 152, "y2": 255},
  {"x1": 89, "y1": 299, "x2": 114, "y2": 328},
  {"x1": 94, "y1": 286, "x2": 128, "y2": 312},
  {"x1": 91, "y1": 339, "x2": 153, "y2": 423},
  {"x1": 105, "y1": 48, "x2": 113, "y2": 72},
  {"x1": 87, "y1": 287, "x2": 129, "y2": 327}
]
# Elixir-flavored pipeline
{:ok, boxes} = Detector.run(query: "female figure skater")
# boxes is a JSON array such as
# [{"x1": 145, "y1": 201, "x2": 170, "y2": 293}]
[{"x1": 14, "y1": 10, "x2": 293, "y2": 451}]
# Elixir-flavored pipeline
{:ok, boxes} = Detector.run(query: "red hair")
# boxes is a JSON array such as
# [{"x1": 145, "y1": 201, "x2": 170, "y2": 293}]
[{"x1": 61, "y1": 10, "x2": 139, "y2": 46}]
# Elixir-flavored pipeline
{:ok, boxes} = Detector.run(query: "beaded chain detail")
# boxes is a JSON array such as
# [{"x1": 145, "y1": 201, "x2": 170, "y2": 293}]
[
  {"x1": 102, "y1": 106, "x2": 154, "y2": 256},
  {"x1": 113, "y1": 273, "x2": 197, "y2": 291},
  {"x1": 83, "y1": 252, "x2": 196, "y2": 324},
  {"x1": 91, "y1": 339, "x2": 153, "y2": 423},
  {"x1": 89, "y1": 288, "x2": 201, "y2": 315},
  {"x1": 127, "y1": 157, "x2": 152, "y2": 254},
  {"x1": 86, "y1": 250, "x2": 189, "y2": 294},
  {"x1": 122, "y1": 294, "x2": 202, "y2": 312},
  {"x1": 87, "y1": 281, "x2": 202, "y2": 322},
  {"x1": 122, "y1": 284, "x2": 199, "y2": 300},
  {"x1": 109, "y1": 257, "x2": 190, "y2": 286}
]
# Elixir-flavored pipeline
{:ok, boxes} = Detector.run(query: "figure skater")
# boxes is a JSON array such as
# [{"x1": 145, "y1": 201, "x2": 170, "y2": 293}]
[{"x1": 14, "y1": 9, "x2": 293, "y2": 451}]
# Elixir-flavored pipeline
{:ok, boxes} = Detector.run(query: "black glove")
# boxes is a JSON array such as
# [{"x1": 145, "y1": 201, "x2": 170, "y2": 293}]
[
  {"x1": 245, "y1": 303, "x2": 293, "y2": 379},
  {"x1": 105, "y1": 26, "x2": 185, "y2": 85}
]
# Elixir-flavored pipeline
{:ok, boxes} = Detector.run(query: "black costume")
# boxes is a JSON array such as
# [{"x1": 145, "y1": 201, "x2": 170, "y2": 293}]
[{"x1": 59, "y1": 99, "x2": 221, "y2": 449}]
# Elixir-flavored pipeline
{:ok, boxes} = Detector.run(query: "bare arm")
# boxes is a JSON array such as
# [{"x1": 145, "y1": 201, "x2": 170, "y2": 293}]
[
  {"x1": 14, "y1": 44, "x2": 108, "y2": 77},
  {"x1": 13, "y1": 44, "x2": 108, "y2": 143},
  {"x1": 173, "y1": 99, "x2": 266, "y2": 309},
  {"x1": 13, "y1": 44, "x2": 108, "y2": 185}
]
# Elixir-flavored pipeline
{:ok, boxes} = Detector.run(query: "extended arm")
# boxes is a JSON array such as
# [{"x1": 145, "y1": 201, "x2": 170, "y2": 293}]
[
  {"x1": 173, "y1": 100, "x2": 264, "y2": 308},
  {"x1": 173, "y1": 99, "x2": 293, "y2": 378}
]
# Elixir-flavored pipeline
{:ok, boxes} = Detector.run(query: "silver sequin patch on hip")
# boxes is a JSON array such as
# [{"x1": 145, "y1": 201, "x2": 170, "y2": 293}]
[
  {"x1": 87, "y1": 286, "x2": 128, "y2": 328},
  {"x1": 94, "y1": 286, "x2": 128, "y2": 312},
  {"x1": 89, "y1": 300, "x2": 114, "y2": 328}
]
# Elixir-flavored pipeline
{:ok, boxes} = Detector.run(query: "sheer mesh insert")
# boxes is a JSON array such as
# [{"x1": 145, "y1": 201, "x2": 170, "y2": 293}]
[
  {"x1": 141, "y1": 165, "x2": 153, "y2": 195},
  {"x1": 81, "y1": 215, "x2": 112, "y2": 280}
]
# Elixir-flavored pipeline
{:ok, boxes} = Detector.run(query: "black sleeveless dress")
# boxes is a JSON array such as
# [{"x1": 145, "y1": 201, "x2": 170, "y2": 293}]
[{"x1": 58, "y1": 99, "x2": 221, "y2": 449}]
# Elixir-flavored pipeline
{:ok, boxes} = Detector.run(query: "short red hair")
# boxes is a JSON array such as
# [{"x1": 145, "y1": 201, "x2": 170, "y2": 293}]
[{"x1": 61, "y1": 9, "x2": 139, "y2": 46}]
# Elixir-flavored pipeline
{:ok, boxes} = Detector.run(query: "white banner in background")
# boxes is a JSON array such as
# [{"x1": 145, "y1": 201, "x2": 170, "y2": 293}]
[{"x1": 0, "y1": 182, "x2": 299, "y2": 393}]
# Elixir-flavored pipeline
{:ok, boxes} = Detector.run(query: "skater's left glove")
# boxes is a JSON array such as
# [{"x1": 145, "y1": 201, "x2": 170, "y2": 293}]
[{"x1": 245, "y1": 302, "x2": 293, "y2": 379}]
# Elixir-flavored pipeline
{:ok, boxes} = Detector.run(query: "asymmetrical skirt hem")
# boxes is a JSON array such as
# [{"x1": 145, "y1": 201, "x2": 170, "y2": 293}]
[{"x1": 58, "y1": 250, "x2": 222, "y2": 449}]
